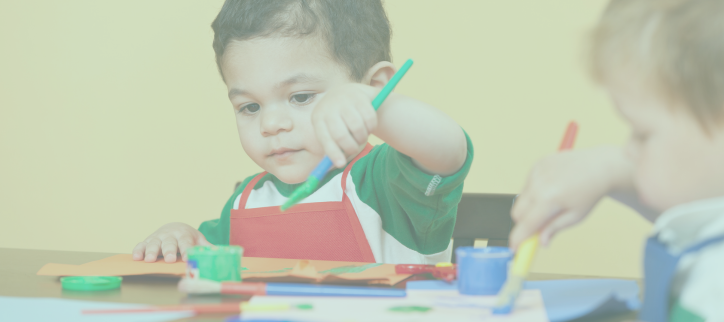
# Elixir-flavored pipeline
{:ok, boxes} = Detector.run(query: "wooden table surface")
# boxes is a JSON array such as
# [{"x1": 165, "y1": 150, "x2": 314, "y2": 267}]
[{"x1": 0, "y1": 248, "x2": 638, "y2": 322}]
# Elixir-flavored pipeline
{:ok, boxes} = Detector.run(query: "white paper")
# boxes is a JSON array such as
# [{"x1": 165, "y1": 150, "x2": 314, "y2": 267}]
[
  {"x1": 239, "y1": 289, "x2": 549, "y2": 322},
  {"x1": 0, "y1": 296, "x2": 194, "y2": 322}
]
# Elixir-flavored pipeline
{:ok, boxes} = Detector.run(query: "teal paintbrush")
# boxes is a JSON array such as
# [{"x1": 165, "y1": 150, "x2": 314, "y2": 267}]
[{"x1": 280, "y1": 58, "x2": 414, "y2": 211}]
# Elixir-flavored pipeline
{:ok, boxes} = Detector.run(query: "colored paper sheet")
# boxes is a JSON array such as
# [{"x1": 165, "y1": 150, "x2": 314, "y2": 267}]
[
  {"x1": 406, "y1": 279, "x2": 640, "y2": 322},
  {"x1": 37, "y1": 255, "x2": 410, "y2": 286},
  {"x1": 524, "y1": 279, "x2": 640, "y2": 322},
  {"x1": 238, "y1": 289, "x2": 548, "y2": 322},
  {"x1": 0, "y1": 296, "x2": 193, "y2": 322}
]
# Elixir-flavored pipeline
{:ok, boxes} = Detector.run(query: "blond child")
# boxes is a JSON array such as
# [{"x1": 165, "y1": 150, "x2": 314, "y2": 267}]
[{"x1": 510, "y1": 0, "x2": 724, "y2": 321}]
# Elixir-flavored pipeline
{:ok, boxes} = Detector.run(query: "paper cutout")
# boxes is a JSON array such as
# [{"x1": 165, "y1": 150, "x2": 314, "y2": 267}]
[
  {"x1": 524, "y1": 279, "x2": 640, "y2": 322},
  {"x1": 406, "y1": 279, "x2": 640, "y2": 322},
  {"x1": 241, "y1": 289, "x2": 548, "y2": 322},
  {"x1": 37, "y1": 255, "x2": 410, "y2": 286},
  {"x1": 318, "y1": 263, "x2": 383, "y2": 275}
]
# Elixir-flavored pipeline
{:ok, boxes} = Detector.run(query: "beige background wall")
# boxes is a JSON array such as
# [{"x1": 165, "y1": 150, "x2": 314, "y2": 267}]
[{"x1": 0, "y1": 1, "x2": 652, "y2": 278}]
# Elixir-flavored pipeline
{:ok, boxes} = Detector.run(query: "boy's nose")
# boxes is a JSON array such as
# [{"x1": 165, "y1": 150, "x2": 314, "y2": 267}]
[{"x1": 260, "y1": 106, "x2": 293, "y2": 136}]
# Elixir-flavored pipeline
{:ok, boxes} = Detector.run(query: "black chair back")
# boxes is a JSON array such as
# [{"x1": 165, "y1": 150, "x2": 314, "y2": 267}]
[{"x1": 451, "y1": 193, "x2": 517, "y2": 263}]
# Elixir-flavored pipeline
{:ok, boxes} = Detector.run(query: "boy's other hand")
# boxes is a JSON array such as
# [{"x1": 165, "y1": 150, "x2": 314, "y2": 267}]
[
  {"x1": 509, "y1": 147, "x2": 633, "y2": 250},
  {"x1": 132, "y1": 222, "x2": 211, "y2": 263},
  {"x1": 312, "y1": 84, "x2": 378, "y2": 168}
]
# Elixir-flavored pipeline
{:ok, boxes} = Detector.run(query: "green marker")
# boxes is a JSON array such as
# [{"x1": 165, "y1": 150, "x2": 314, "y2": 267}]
[{"x1": 281, "y1": 59, "x2": 414, "y2": 211}]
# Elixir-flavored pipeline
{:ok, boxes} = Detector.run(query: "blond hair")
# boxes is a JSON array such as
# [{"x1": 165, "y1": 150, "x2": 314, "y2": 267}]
[{"x1": 590, "y1": 0, "x2": 724, "y2": 128}]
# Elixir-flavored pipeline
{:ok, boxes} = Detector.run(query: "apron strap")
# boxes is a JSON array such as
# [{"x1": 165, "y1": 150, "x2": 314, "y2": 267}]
[
  {"x1": 680, "y1": 234, "x2": 724, "y2": 257},
  {"x1": 341, "y1": 143, "x2": 374, "y2": 191},
  {"x1": 237, "y1": 172, "x2": 268, "y2": 210},
  {"x1": 640, "y1": 233, "x2": 724, "y2": 322}
]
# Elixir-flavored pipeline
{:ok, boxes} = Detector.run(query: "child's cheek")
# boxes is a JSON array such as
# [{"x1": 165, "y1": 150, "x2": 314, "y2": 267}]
[{"x1": 633, "y1": 153, "x2": 671, "y2": 211}]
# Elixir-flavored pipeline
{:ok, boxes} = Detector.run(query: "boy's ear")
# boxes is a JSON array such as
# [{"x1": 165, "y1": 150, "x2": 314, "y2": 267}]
[{"x1": 362, "y1": 61, "x2": 396, "y2": 88}]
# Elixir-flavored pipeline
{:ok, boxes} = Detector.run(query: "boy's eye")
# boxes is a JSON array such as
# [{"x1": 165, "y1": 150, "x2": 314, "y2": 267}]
[
  {"x1": 290, "y1": 93, "x2": 316, "y2": 105},
  {"x1": 239, "y1": 103, "x2": 260, "y2": 114}
]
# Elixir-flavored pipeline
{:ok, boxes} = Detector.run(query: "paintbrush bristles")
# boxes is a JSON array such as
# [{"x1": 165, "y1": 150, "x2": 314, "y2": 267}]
[{"x1": 178, "y1": 278, "x2": 222, "y2": 294}]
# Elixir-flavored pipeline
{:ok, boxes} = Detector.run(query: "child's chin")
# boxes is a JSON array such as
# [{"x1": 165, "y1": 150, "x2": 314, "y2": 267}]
[{"x1": 271, "y1": 167, "x2": 310, "y2": 184}]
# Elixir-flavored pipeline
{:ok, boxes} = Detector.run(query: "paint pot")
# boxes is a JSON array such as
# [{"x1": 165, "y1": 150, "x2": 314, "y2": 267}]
[
  {"x1": 186, "y1": 245, "x2": 243, "y2": 282},
  {"x1": 455, "y1": 246, "x2": 512, "y2": 295}
]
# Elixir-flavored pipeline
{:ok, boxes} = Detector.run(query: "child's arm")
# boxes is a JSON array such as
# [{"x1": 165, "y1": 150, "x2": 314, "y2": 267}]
[
  {"x1": 312, "y1": 84, "x2": 467, "y2": 176},
  {"x1": 508, "y1": 146, "x2": 659, "y2": 250},
  {"x1": 132, "y1": 222, "x2": 211, "y2": 263}
]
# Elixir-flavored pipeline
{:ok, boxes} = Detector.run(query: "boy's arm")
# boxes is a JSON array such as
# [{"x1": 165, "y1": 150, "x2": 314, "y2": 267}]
[
  {"x1": 509, "y1": 146, "x2": 660, "y2": 249},
  {"x1": 351, "y1": 134, "x2": 474, "y2": 258},
  {"x1": 373, "y1": 92, "x2": 467, "y2": 176},
  {"x1": 311, "y1": 81, "x2": 465, "y2": 175}
]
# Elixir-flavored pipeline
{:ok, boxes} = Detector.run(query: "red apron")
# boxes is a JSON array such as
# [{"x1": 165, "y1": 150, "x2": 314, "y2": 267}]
[{"x1": 229, "y1": 144, "x2": 376, "y2": 262}]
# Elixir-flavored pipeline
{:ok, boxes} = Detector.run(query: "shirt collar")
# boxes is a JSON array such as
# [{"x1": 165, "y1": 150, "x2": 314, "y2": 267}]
[{"x1": 654, "y1": 195, "x2": 724, "y2": 254}]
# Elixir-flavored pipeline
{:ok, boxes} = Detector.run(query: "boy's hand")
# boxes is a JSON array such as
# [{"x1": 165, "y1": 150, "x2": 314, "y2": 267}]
[
  {"x1": 509, "y1": 147, "x2": 633, "y2": 250},
  {"x1": 132, "y1": 222, "x2": 211, "y2": 263},
  {"x1": 312, "y1": 84, "x2": 378, "y2": 168}
]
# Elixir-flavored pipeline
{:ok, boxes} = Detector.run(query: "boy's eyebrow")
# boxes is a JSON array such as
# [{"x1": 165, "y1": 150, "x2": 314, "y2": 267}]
[
  {"x1": 227, "y1": 74, "x2": 325, "y2": 99},
  {"x1": 277, "y1": 73, "x2": 325, "y2": 88},
  {"x1": 228, "y1": 88, "x2": 248, "y2": 99}
]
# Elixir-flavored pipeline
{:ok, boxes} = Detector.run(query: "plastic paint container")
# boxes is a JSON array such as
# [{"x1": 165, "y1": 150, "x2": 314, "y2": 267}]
[
  {"x1": 456, "y1": 246, "x2": 512, "y2": 295},
  {"x1": 186, "y1": 245, "x2": 243, "y2": 282}
]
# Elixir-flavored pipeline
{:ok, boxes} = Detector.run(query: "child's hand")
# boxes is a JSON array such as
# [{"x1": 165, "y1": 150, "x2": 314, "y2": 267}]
[
  {"x1": 509, "y1": 147, "x2": 633, "y2": 250},
  {"x1": 312, "y1": 84, "x2": 378, "y2": 168},
  {"x1": 132, "y1": 222, "x2": 211, "y2": 263}
]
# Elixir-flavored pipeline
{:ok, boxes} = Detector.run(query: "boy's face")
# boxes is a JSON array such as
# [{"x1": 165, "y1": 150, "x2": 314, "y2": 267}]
[
  {"x1": 221, "y1": 36, "x2": 354, "y2": 183},
  {"x1": 608, "y1": 74, "x2": 724, "y2": 211}
]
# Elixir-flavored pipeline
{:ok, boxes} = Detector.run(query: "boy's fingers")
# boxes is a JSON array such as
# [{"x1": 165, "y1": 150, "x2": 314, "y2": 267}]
[
  {"x1": 132, "y1": 242, "x2": 146, "y2": 261},
  {"x1": 160, "y1": 237, "x2": 179, "y2": 263},
  {"x1": 326, "y1": 116, "x2": 360, "y2": 158},
  {"x1": 196, "y1": 235, "x2": 212, "y2": 246},
  {"x1": 509, "y1": 204, "x2": 561, "y2": 250},
  {"x1": 354, "y1": 96, "x2": 378, "y2": 134},
  {"x1": 342, "y1": 107, "x2": 369, "y2": 145},
  {"x1": 144, "y1": 239, "x2": 162, "y2": 262},
  {"x1": 510, "y1": 193, "x2": 531, "y2": 223},
  {"x1": 177, "y1": 236, "x2": 195, "y2": 262},
  {"x1": 539, "y1": 209, "x2": 590, "y2": 246},
  {"x1": 315, "y1": 120, "x2": 346, "y2": 167}
]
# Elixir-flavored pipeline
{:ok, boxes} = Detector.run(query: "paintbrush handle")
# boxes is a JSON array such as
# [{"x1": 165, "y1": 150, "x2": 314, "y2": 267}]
[
  {"x1": 266, "y1": 283, "x2": 406, "y2": 297},
  {"x1": 219, "y1": 282, "x2": 405, "y2": 297},
  {"x1": 83, "y1": 303, "x2": 241, "y2": 315},
  {"x1": 558, "y1": 121, "x2": 579, "y2": 151}
]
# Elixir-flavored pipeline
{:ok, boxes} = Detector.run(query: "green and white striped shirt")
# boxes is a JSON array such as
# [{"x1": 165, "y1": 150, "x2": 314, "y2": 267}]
[{"x1": 199, "y1": 133, "x2": 473, "y2": 264}]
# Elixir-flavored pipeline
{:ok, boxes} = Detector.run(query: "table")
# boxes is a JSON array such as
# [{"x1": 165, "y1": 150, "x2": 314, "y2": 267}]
[{"x1": 0, "y1": 248, "x2": 638, "y2": 322}]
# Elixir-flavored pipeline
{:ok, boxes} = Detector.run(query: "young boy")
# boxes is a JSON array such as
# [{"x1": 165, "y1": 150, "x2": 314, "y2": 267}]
[
  {"x1": 510, "y1": 0, "x2": 724, "y2": 321},
  {"x1": 132, "y1": 0, "x2": 472, "y2": 265}
]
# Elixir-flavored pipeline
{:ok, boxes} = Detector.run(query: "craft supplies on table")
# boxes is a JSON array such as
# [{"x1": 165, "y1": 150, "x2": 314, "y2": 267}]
[{"x1": 37, "y1": 255, "x2": 411, "y2": 286}]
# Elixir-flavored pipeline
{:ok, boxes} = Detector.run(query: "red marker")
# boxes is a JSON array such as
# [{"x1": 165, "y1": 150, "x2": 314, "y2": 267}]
[{"x1": 395, "y1": 263, "x2": 457, "y2": 282}]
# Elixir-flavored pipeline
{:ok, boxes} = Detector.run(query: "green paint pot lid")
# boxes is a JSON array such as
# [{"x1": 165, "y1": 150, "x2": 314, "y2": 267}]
[{"x1": 61, "y1": 276, "x2": 122, "y2": 291}]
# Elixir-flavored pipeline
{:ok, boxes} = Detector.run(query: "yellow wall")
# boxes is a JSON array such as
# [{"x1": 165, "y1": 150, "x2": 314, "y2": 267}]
[{"x1": 0, "y1": 1, "x2": 652, "y2": 278}]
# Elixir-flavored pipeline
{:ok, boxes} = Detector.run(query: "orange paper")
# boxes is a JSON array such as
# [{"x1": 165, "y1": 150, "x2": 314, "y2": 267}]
[{"x1": 37, "y1": 255, "x2": 410, "y2": 286}]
